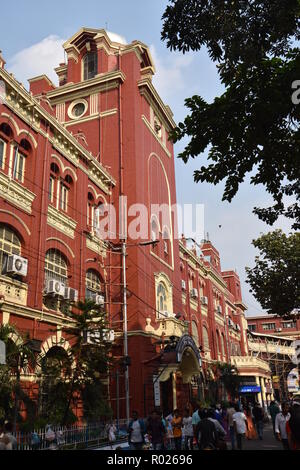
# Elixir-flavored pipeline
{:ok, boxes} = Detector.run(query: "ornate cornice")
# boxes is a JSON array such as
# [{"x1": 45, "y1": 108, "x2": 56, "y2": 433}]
[
  {"x1": 47, "y1": 205, "x2": 77, "y2": 239},
  {"x1": 0, "y1": 68, "x2": 115, "y2": 194},
  {"x1": 138, "y1": 77, "x2": 176, "y2": 131},
  {"x1": 86, "y1": 233, "x2": 107, "y2": 258},
  {"x1": 0, "y1": 172, "x2": 35, "y2": 214},
  {"x1": 46, "y1": 70, "x2": 125, "y2": 103}
]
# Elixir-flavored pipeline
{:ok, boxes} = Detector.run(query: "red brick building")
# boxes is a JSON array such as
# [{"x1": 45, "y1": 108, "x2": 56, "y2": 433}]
[
  {"x1": 0, "y1": 28, "x2": 271, "y2": 420},
  {"x1": 247, "y1": 314, "x2": 300, "y2": 339}
]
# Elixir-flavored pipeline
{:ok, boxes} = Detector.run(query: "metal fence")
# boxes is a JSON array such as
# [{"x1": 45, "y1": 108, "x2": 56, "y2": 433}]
[{"x1": 13, "y1": 420, "x2": 128, "y2": 450}]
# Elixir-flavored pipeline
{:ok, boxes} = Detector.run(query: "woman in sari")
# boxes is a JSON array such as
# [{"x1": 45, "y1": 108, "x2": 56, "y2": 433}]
[{"x1": 244, "y1": 405, "x2": 257, "y2": 440}]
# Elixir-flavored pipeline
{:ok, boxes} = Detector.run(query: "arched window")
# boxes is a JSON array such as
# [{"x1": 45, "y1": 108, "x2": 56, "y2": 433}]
[
  {"x1": 11, "y1": 139, "x2": 31, "y2": 183},
  {"x1": 85, "y1": 269, "x2": 103, "y2": 299},
  {"x1": 221, "y1": 334, "x2": 226, "y2": 359},
  {"x1": 192, "y1": 321, "x2": 199, "y2": 347},
  {"x1": 157, "y1": 282, "x2": 167, "y2": 314},
  {"x1": 0, "y1": 124, "x2": 12, "y2": 171},
  {"x1": 83, "y1": 52, "x2": 98, "y2": 81},
  {"x1": 45, "y1": 249, "x2": 68, "y2": 284},
  {"x1": 0, "y1": 225, "x2": 21, "y2": 274},
  {"x1": 216, "y1": 330, "x2": 222, "y2": 359},
  {"x1": 202, "y1": 326, "x2": 210, "y2": 351},
  {"x1": 162, "y1": 227, "x2": 170, "y2": 257}
]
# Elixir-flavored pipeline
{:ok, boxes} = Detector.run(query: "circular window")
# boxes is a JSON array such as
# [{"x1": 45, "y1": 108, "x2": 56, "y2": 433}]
[{"x1": 68, "y1": 99, "x2": 88, "y2": 120}]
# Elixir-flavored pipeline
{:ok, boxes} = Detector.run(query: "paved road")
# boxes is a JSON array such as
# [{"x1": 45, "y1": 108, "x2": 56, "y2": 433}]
[{"x1": 234, "y1": 423, "x2": 283, "y2": 451}]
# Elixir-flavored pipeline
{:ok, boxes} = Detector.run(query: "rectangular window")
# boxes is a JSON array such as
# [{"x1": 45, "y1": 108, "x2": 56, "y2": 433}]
[
  {"x1": 12, "y1": 147, "x2": 25, "y2": 182},
  {"x1": 49, "y1": 177, "x2": 55, "y2": 202},
  {"x1": 282, "y1": 321, "x2": 296, "y2": 329},
  {"x1": 248, "y1": 324, "x2": 256, "y2": 332},
  {"x1": 84, "y1": 53, "x2": 98, "y2": 81},
  {"x1": 0, "y1": 139, "x2": 5, "y2": 169},
  {"x1": 60, "y1": 183, "x2": 68, "y2": 212},
  {"x1": 262, "y1": 323, "x2": 276, "y2": 330}
]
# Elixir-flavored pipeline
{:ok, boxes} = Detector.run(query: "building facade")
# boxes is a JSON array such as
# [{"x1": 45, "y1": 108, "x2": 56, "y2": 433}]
[
  {"x1": 247, "y1": 314, "x2": 300, "y2": 339},
  {"x1": 0, "y1": 28, "x2": 271, "y2": 420}
]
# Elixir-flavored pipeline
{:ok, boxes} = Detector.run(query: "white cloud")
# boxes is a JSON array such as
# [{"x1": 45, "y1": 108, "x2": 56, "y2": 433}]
[
  {"x1": 7, "y1": 35, "x2": 66, "y2": 88},
  {"x1": 106, "y1": 31, "x2": 127, "y2": 45},
  {"x1": 150, "y1": 45, "x2": 194, "y2": 101}
]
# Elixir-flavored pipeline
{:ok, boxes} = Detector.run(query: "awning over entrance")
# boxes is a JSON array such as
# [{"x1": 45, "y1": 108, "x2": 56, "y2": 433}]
[{"x1": 158, "y1": 334, "x2": 202, "y2": 384}]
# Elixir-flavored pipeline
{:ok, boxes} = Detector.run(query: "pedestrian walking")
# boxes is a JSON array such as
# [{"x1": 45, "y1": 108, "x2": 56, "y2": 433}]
[
  {"x1": 171, "y1": 409, "x2": 183, "y2": 451},
  {"x1": 196, "y1": 409, "x2": 217, "y2": 450},
  {"x1": 227, "y1": 402, "x2": 236, "y2": 449},
  {"x1": 182, "y1": 408, "x2": 194, "y2": 450},
  {"x1": 286, "y1": 394, "x2": 300, "y2": 450},
  {"x1": 165, "y1": 411, "x2": 174, "y2": 450},
  {"x1": 275, "y1": 402, "x2": 290, "y2": 450},
  {"x1": 233, "y1": 404, "x2": 248, "y2": 450},
  {"x1": 106, "y1": 421, "x2": 117, "y2": 449},
  {"x1": 208, "y1": 408, "x2": 227, "y2": 450},
  {"x1": 1, "y1": 422, "x2": 17, "y2": 450},
  {"x1": 128, "y1": 411, "x2": 146, "y2": 450},
  {"x1": 192, "y1": 404, "x2": 201, "y2": 449},
  {"x1": 244, "y1": 405, "x2": 257, "y2": 440},
  {"x1": 252, "y1": 402, "x2": 264, "y2": 440},
  {"x1": 269, "y1": 401, "x2": 280, "y2": 435},
  {"x1": 147, "y1": 409, "x2": 166, "y2": 450}
]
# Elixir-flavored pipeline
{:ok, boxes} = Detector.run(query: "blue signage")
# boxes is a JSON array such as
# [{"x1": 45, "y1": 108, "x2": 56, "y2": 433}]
[{"x1": 239, "y1": 385, "x2": 261, "y2": 393}]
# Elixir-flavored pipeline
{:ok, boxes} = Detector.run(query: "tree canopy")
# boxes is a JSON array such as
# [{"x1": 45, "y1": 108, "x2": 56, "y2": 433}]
[
  {"x1": 161, "y1": 0, "x2": 300, "y2": 229},
  {"x1": 245, "y1": 230, "x2": 300, "y2": 316}
]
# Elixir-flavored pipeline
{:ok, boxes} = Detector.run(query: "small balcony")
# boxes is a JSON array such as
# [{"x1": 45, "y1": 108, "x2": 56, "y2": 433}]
[{"x1": 0, "y1": 274, "x2": 28, "y2": 306}]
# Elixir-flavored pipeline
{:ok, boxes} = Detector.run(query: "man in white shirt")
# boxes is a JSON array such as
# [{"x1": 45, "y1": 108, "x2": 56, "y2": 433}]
[
  {"x1": 227, "y1": 403, "x2": 237, "y2": 450},
  {"x1": 233, "y1": 405, "x2": 248, "y2": 450},
  {"x1": 275, "y1": 402, "x2": 290, "y2": 450}
]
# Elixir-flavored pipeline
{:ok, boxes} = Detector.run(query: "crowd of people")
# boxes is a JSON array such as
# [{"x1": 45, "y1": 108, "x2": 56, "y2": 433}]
[{"x1": 125, "y1": 393, "x2": 300, "y2": 451}]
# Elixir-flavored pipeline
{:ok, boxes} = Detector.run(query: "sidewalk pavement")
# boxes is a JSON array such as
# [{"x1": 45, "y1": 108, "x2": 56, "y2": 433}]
[{"x1": 234, "y1": 423, "x2": 284, "y2": 451}]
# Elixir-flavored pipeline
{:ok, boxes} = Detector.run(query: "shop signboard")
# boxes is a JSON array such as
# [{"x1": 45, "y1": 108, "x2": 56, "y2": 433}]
[{"x1": 239, "y1": 385, "x2": 261, "y2": 393}]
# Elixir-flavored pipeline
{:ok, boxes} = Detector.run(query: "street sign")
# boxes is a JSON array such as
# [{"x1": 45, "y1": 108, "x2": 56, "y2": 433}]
[
  {"x1": 292, "y1": 340, "x2": 300, "y2": 365},
  {"x1": 239, "y1": 385, "x2": 261, "y2": 393},
  {"x1": 153, "y1": 375, "x2": 161, "y2": 407},
  {"x1": 287, "y1": 368, "x2": 299, "y2": 393}
]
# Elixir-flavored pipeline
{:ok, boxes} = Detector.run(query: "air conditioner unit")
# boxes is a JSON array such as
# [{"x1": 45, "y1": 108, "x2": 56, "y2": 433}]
[
  {"x1": 275, "y1": 328, "x2": 282, "y2": 332},
  {"x1": 190, "y1": 288, "x2": 198, "y2": 299},
  {"x1": 64, "y1": 287, "x2": 78, "y2": 302},
  {"x1": 201, "y1": 296, "x2": 208, "y2": 305},
  {"x1": 45, "y1": 279, "x2": 65, "y2": 297},
  {"x1": 86, "y1": 330, "x2": 100, "y2": 344},
  {"x1": 181, "y1": 280, "x2": 186, "y2": 290},
  {"x1": 217, "y1": 305, "x2": 222, "y2": 314},
  {"x1": 92, "y1": 293, "x2": 105, "y2": 306},
  {"x1": 103, "y1": 329, "x2": 115, "y2": 342},
  {"x1": 6, "y1": 255, "x2": 28, "y2": 276}
]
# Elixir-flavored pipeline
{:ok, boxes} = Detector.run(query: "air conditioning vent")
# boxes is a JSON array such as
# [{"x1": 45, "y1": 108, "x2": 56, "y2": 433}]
[
  {"x1": 45, "y1": 279, "x2": 65, "y2": 297},
  {"x1": 190, "y1": 288, "x2": 198, "y2": 299},
  {"x1": 103, "y1": 329, "x2": 115, "y2": 342},
  {"x1": 86, "y1": 330, "x2": 100, "y2": 344},
  {"x1": 92, "y1": 293, "x2": 105, "y2": 306},
  {"x1": 64, "y1": 287, "x2": 78, "y2": 302},
  {"x1": 275, "y1": 328, "x2": 282, "y2": 332},
  {"x1": 181, "y1": 280, "x2": 186, "y2": 291},
  {"x1": 6, "y1": 255, "x2": 28, "y2": 277},
  {"x1": 201, "y1": 296, "x2": 208, "y2": 305}
]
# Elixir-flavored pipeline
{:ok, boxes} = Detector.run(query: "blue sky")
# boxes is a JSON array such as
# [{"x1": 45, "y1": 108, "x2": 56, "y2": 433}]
[{"x1": 0, "y1": 0, "x2": 292, "y2": 316}]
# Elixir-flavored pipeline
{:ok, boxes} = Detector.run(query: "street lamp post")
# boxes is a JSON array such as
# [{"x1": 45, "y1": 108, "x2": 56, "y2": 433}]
[{"x1": 109, "y1": 239, "x2": 158, "y2": 425}]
